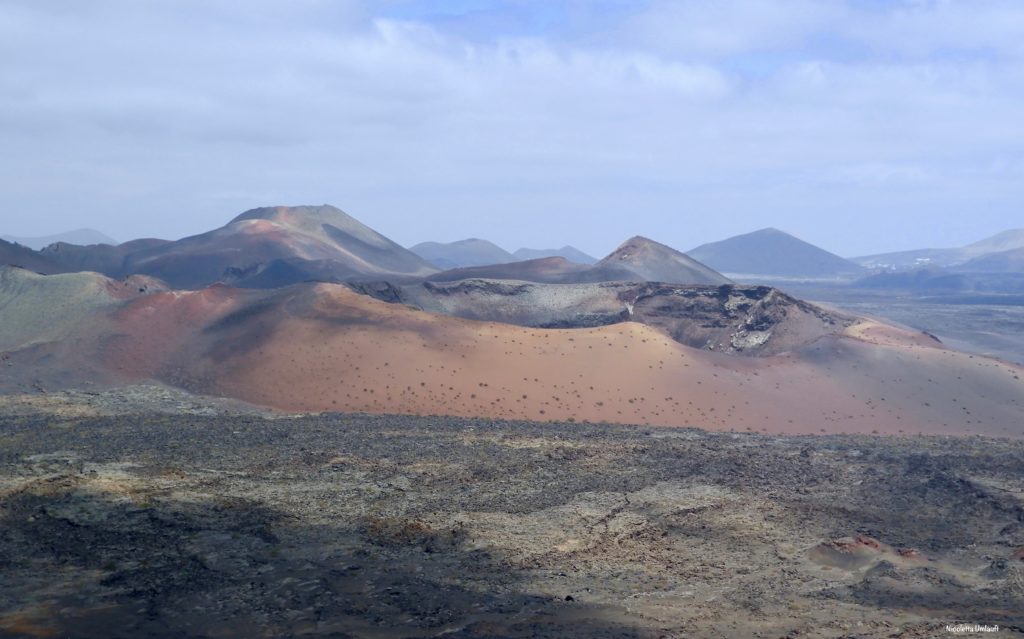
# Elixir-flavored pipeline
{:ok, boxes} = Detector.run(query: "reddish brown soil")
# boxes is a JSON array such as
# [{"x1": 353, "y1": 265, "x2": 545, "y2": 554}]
[{"x1": 7, "y1": 274, "x2": 1024, "y2": 437}]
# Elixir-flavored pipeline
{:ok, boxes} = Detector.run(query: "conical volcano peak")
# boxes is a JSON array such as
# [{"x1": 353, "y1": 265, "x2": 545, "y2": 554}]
[{"x1": 598, "y1": 235, "x2": 731, "y2": 285}]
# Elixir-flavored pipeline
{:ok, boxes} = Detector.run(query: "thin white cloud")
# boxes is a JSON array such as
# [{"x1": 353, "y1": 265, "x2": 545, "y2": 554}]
[{"x1": 0, "y1": 0, "x2": 1022, "y2": 255}]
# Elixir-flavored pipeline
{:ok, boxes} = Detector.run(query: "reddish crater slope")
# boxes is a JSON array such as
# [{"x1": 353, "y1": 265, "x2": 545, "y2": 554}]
[{"x1": 2, "y1": 267, "x2": 1023, "y2": 437}]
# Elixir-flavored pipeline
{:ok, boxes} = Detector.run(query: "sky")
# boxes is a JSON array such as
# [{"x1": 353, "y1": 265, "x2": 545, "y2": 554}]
[{"x1": 1, "y1": 0, "x2": 1023, "y2": 257}]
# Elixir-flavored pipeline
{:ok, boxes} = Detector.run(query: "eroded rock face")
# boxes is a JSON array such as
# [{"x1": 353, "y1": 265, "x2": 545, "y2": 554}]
[
  {"x1": 621, "y1": 284, "x2": 851, "y2": 355},
  {"x1": 350, "y1": 279, "x2": 854, "y2": 356},
  {"x1": 347, "y1": 280, "x2": 407, "y2": 304}
]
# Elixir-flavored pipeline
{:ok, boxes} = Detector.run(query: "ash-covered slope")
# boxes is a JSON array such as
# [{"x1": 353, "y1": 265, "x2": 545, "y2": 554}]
[
  {"x1": 688, "y1": 228, "x2": 863, "y2": 279},
  {"x1": 353, "y1": 279, "x2": 850, "y2": 356},
  {"x1": 4, "y1": 266, "x2": 1022, "y2": 437},
  {"x1": 0, "y1": 268, "x2": 164, "y2": 388}
]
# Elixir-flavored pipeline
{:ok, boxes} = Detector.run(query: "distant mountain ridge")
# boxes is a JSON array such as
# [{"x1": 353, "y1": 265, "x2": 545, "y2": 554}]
[
  {"x1": 687, "y1": 228, "x2": 864, "y2": 279},
  {"x1": 964, "y1": 229, "x2": 1024, "y2": 255},
  {"x1": 852, "y1": 228, "x2": 1024, "y2": 270},
  {"x1": 0, "y1": 239, "x2": 67, "y2": 275},
  {"x1": 2, "y1": 228, "x2": 117, "y2": 250},
  {"x1": 41, "y1": 205, "x2": 437, "y2": 288},
  {"x1": 41, "y1": 239, "x2": 170, "y2": 275},
  {"x1": 410, "y1": 240, "x2": 598, "y2": 269},
  {"x1": 513, "y1": 246, "x2": 597, "y2": 264},
  {"x1": 427, "y1": 257, "x2": 592, "y2": 283},
  {"x1": 959, "y1": 247, "x2": 1024, "y2": 273},
  {"x1": 410, "y1": 238, "x2": 514, "y2": 269},
  {"x1": 427, "y1": 236, "x2": 730, "y2": 286},
  {"x1": 22, "y1": 205, "x2": 728, "y2": 289}
]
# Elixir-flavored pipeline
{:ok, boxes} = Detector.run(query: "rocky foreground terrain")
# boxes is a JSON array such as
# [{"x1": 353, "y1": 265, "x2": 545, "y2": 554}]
[{"x1": 1, "y1": 388, "x2": 1023, "y2": 638}]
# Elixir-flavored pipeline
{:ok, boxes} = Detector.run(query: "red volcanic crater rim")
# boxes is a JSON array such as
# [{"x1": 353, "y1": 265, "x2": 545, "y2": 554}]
[
  {"x1": 6, "y1": 273, "x2": 1024, "y2": 438},
  {"x1": 128, "y1": 283, "x2": 1021, "y2": 438}
]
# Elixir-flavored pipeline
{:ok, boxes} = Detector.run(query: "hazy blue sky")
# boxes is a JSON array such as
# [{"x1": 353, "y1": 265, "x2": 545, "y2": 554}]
[{"x1": 2, "y1": 0, "x2": 1022, "y2": 256}]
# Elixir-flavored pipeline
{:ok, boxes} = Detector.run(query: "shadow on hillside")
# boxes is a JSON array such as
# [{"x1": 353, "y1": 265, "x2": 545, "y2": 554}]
[{"x1": 0, "y1": 484, "x2": 658, "y2": 639}]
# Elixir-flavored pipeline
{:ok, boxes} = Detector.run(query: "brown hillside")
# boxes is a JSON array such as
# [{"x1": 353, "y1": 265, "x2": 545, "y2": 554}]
[{"x1": 2, "y1": 268, "x2": 1021, "y2": 438}]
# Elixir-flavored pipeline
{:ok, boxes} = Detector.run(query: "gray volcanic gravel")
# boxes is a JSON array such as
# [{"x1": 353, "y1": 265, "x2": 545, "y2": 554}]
[{"x1": 1, "y1": 406, "x2": 1023, "y2": 638}]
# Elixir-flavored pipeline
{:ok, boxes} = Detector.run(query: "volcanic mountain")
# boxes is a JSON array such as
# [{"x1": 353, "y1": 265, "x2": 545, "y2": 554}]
[
  {"x1": 852, "y1": 228, "x2": 1024, "y2": 270},
  {"x1": 41, "y1": 238, "x2": 171, "y2": 275},
  {"x1": 427, "y1": 237, "x2": 730, "y2": 285},
  {"x1": 35, "y1": 210, "x2": 719, "y2": 289},
  {"x1": 0, "y1": 239, "x2": 66, "y2": 275},
  {"x1": 426, "y1": 257, "x2": 597, "y2": 283},
  {"x1": 963, "y1": 229, "x2": 1024, "y2": 256},
  {"x1": 42, "y1": 205, "x2": 438, "y2": 288},
  {"x1": 2, "y1": 228, "x2": 117, "y2": 250},
  {"x1": 687, "y1": 228, "x2": 864, "y2": 279},
  {"x1": 410, "y1": 241, "x2": 596, "y2": 271},
  {"x1": 960, "y1": 247, "x2": 1024, "y2": 273},
  {"x1": 513, "y1": 246, "x2": 597, "y2": 264},
  {"x1": 4, "y1": 265, "x2": 1022, "y2": 438},
  {"x1": 410, "y1": 238, "x2": 514, "y2": 269},
  {"x1": 597, "y1": 236, "x2": 731, "y2": 285}
]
